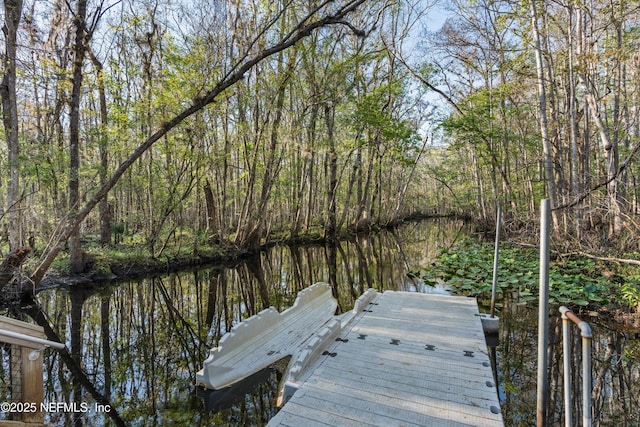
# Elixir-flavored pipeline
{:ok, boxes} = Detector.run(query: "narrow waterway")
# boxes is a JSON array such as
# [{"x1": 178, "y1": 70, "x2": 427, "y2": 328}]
[{"x1": 2, "y1": 218, "x2": 639, "y2": 426}]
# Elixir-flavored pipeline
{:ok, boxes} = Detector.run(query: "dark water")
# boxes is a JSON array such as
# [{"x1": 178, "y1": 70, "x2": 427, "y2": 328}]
[
  {"x1": 498, "y1": 299, "x2": 640, "y2": 426},
  {"x1": 2, "y1": 218, "x2": 639, "y2": 426}
]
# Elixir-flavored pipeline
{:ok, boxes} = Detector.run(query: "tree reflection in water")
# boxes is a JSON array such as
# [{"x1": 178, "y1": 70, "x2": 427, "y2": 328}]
[
  {"x1": 23, "y1": 220, "x2": 463, "y2": 426},
  {"x1": 498, "y1": 296, "x2": 640, "y2": 426},
  {"x1": 16, "y1": 218, "x2": 640, "y2": 426}
]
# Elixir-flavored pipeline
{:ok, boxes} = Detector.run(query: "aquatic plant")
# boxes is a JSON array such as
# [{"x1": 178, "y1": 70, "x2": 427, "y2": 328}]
[{"x1": 415, "y1": 239, "x2": 622, "y2": 310}]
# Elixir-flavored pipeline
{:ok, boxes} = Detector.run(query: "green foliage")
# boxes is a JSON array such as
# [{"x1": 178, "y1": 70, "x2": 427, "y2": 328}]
[
  {"x1": 620, "y1": 278, "x2": 640, "y2": 309},
  {"x1": 440, "y1": 90, "x2": 496, "y2": 146},
  {"x1": 345, "y1": 79, "x2": 420, "y2": 162},
  {"x1": 416, "y1": 239, "x2": 619, "y2": 309}
]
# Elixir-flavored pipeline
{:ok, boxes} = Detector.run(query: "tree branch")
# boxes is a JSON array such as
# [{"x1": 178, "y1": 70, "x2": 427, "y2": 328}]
[
  {"x1": 553, "y1": 138, "x2": 640, "y2": 211},
  {"x1": 28, "y1": 0, "x2": 367, "y2": 286},
  {"x1": 384, "y1": 40, "x2": 465, "y2": 116}
]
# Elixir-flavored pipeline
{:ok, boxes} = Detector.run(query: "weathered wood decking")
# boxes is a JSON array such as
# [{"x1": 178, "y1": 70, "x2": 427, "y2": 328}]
[{"x1": 268, "y1": 291, "x2": 504, "y2": 427}]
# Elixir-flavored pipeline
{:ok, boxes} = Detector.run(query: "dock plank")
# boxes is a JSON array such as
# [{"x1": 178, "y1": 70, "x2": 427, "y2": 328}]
[
  {"x1": 306, "y1": 366, "x2": 500, "y2": 421},
  {"x1": 315, "y1": 354, "x2": 497, "y2": 403},
  {"x1": 268, "y1": 291, "x2": 503, "y2": 427},
  {"x1": 290, "y1": 384, "x2": 476, "y2": 427}
]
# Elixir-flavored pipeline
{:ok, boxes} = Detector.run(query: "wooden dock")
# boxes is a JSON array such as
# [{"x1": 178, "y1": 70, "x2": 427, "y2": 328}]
[{"x1": 268, "y1": 291, "x2": 504, "y2": 427}]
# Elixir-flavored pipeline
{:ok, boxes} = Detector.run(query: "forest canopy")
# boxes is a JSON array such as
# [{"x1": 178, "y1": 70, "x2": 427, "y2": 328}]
[{"x1": 2, "y1": 0, "x2": 640, "y2": 290}]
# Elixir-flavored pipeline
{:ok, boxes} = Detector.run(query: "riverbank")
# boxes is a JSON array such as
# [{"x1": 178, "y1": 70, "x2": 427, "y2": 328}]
[
  {"x1": 36, "y1": 212, "x2": 464, "y2": 289},
  {"x1": 34, "y1": 213, "x2": 640, "y2": 328}
]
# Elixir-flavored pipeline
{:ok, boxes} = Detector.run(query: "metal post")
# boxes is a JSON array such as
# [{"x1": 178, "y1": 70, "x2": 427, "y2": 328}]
[
  {"x1": 561, "y1": 310, "x2": 572, "y2": 427},
  {"x1": 581, "y1": 325, "x2": 593, "y2": 427},
  {"x1": 559, "y1": 306, "x2": 592, "y2": 427},
  {"x1": 537, "y1": 199, "x2": 550, "y2": 427},
  {"x1": 490, "y1": 206, "x2": 501, "y2": 318}
]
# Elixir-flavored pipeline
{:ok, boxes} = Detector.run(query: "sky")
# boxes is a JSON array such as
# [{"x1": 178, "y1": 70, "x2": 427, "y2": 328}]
[{"x1": 402, "y1": 1, "x2": 455, "y2": 141}]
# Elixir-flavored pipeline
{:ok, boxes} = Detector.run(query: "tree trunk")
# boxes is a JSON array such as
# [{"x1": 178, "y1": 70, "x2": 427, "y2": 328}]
[
  {"x1": 581, "y1": 70, "x2": 622, "y2": 237},
  {"x1": 304, "y1": 104, "x2": 319, "y2": 233},
  {"x1": 254, "y1": 52, "x2": 292, "y2": 240},
  {"x1": 88, "y1": 48, "x2": 112, "y2": 246},
  {"x1": 233, "y1": 78, "x2": 261, "y2": 250},
  {"x1": 1, "y1": 0, "x2": 24, "y2": 251},
  {"x1": 324, "y1": 104, "x2": 338, "y2": 240},
  {"x1": 568, "y1": 4, "x2": 581, "y2": 237},
  {"x1": 338, "y1": 147, "x2": 360, "y2": 231},
  {"x1": 355, "y1": 143, "x2": 375, "y2": 229},
  {"x1": 203, "y1": 179, "x2": 219, "y2": 242},
  {"x1": 68, "y1": 0, "x2": 88, "y2": 273},
  {"x1": 393, "y1": 135, "x2": 429, "y2": 221},
  {"x1": 529, "y1": 0, "x2": 558, "y2": 229}
]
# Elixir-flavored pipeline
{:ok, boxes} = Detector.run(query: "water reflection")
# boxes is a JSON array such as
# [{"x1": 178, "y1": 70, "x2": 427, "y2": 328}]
[
  {"x1": 7, "y1": 218, "x2": 638, "y2": 426},
  {"x1": 25, "y1": 219, "x2": 468, "y2": 426},
  {"x1": 498, "y1": 298, "x2": 640, "y2": 426}
]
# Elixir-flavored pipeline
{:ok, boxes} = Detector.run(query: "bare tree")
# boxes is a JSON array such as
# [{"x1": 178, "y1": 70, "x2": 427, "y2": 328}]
[{"x1": 68, "y1": 0, "x2": 89, "y2": 273}]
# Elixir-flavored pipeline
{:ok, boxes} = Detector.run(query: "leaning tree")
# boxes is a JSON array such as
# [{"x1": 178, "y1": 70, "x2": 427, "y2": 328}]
[{"x1": 0, "y1": 0, "x2": 370, "y2": 301}]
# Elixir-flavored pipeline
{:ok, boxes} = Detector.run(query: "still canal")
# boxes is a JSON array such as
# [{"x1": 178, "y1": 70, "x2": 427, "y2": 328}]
[{"x1": 2, "y1": 218, "x2": 639, "y2": 425}]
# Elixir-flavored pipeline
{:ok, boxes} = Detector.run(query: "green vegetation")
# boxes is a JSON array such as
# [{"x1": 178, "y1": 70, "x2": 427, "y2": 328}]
[
  {"x1": 413, "y1": 239, "x2": 640, "y2": 313},
  {"x1": 1, "y1": 0, "x2": 640, "y2": 316},
  {"x1": 1, "y1": 0, "x2": 440, "y2": 293},
  {"x1": 32, "y1": 233, "x2": 236, "y2": 281}
]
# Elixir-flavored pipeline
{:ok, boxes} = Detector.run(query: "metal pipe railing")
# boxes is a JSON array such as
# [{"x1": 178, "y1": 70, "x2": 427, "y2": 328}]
[
  {"x1": 560, "y1": 306, "x2": 592, "y2": 427},
  {"x1": 0, "y1": 328, "x2": 66, "y2": 349}
]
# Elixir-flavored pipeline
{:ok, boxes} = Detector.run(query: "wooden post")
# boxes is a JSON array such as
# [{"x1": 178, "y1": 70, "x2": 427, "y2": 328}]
[
  {"x1": 0, "y1": 316, "x2": 46, "y2": 426},
  {"x1": 20, "y1": 346, "x2": 44, "y2": 424}
]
